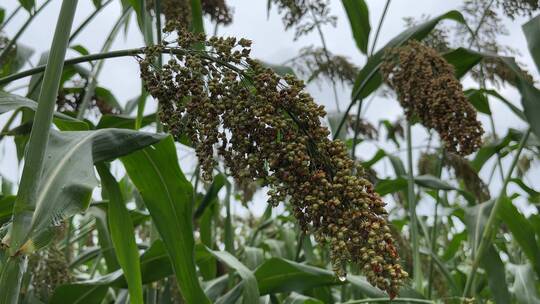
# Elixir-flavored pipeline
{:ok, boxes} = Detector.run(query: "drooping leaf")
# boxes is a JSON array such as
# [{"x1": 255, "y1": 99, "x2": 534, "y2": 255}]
[
  {"x1": 121, "y1": 136, "x2": 211, "y2": 304},
  {"x1": 0, "y1": 91, "x2": 88, "y2": 131},
  {"x1": 21, "y1": 129, "x2": 164, "y2": 252},
  {"x1": 97, "y1": 164, "x2": 143, "y2": 304},
  {"x1": 341, "y1": 0, "x2": 370, "y2": 54},
  {"x1": 498, "y1": 196, "x2": 540, "y2": 277}
]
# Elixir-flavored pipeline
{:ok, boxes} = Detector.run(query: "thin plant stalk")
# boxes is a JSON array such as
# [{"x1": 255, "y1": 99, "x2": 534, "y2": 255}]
[
  {"x1": 77, "y1": 7, "x2": 132, "y2": 119},
  {"x1": 0, "y1": 2, "x2": 78, "y2": 303},
  {"x1": 0, "y1": 6, "x2": 22, "y2": 32},
  {"x1": 154, "y1": 0, "x2": 164, "y2": 132},
  {"x1": 406, "y1": 121, "x2": 422, "y2": 292},
  {"x1": 309, "y1": 5, "x2": 341, "y2": 112},
  {"x1": 369, "y1": 0, "x2": 391, "y2": 56},
  {"x1": 462, "y1": 128, "x2": 531, "y2": 297},
  {"x1": 0, "y1": 0, "x2": 53, "y2": 64},
  {"x1": 69, "y1": 0, "x2": 114, "y2": 42},
  {"x1": 427, "y1": 150, "x2": 445, "y2": 298}
]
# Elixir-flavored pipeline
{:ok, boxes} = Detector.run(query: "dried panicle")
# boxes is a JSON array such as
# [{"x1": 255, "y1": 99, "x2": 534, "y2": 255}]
[
  {"x1": 417, "y1": 152, "x2": 439, "y2": 176},
  {"x1": 444, "y1": 153, "x2": 490, "y2": 202},
  {"x1": 270, "y1": 0, "x2": 336, "y2": 40},
  {"x1": 381, "y1": 41, "x2": 484, "y2": 156},
  {"x1": 348, "y1": 116, "x2": 378, "y2": 141},
  {"x1": 291, "y1": 46, "x2": 359, "y2": 86},
  {"x1": 201, "y1": 0, "x2": 233, "y2": 25},
  {"x1": 29, "y1": 246, "x2": 72, "y2": 300},
  {"x1": 140, "y1": 30, "x2": 407, "y2": 297},
  {"x1": 497, "y1": 0, "x2": 540, "y2": 19},
  {"x1": 146, "y1": 0, "x2": 192, "y2": 31},
  {"x1": 417, "y1": 152, "x2": 490, "y2": 202},
  {"x1": 56, "y1": 87, "x2": 118, "y2": 115}
]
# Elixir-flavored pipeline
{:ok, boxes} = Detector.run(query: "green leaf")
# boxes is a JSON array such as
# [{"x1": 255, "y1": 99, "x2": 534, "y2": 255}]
[
  {"x1": 49, "y1": 285, "x2": 108, "y2": 304},
  {"x1": 255, "y1": 258, "x2": 337, "y2": 295},
  {"x1": 516, "y1": 77, "x2": 540, "y2": 141},
  {"x1": 0, "y1": 91, "x2": 88, "y2": 131},
  {"x1": 523, "y1": 14, "x2": 540, "y2": 73},
  {"x1": 21, "y1": 129, "x2": 164, "y2": 252},
  {"x1": 96, "y1": 114, "x2": 155, "y2": 129},
  {"x1": 121, "y1": 136, "x2": 210, "y2": 304},
  {"x1": 351, "y1": 10, "x2": 466, "y2": 99},
  {"x1": 97, "y1": 164, "x2": 143, "y2": 304},
  {"x1": 207, "y1": 248, "x2": 260, "y2": 304},
  {"x1": 341, "y1": 0, "x2": 370, "y2": 54},
  {"x1": 191, "y1": 0, "x2": 204, "y2": 35},
  {"x1": 464, "y1": 88, "x2": 491, "y2": 115},
  {"x1": 18, "y1": 0, "x2": 35, "y2": 12},
  {"x1": 375, "y1": 177, "x2": 407, "y2": 196},
  {"x1": 0, "y1": 196, "x2": 15, "y2": 225},
  {"x1": 483, "y1": 247, "x2": 512, "y2": 304},
  {"x1": 509, "y1": 264, "x2": 540, "y2": 304},
  {"x1": 442, "y1": 47, "x2": 483, "y2": 78},
  {"x1": 463, "y1": 201, "x2": 512, "y2": 301},
  {"x1": 414, "y1": 175, "x2": 456, "y2": 191},
  {"x1": 498, "y1": 196, "x2": 540, "y2": 277}
]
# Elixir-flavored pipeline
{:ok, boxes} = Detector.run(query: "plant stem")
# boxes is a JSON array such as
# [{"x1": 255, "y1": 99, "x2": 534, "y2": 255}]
[
  {"x1": 154, "y1": 0, "x2": 164, "y2": 133},
  {"x1": 0, "y1": 0, "x2": 53, "y2": 64},
  {"x1": 0, "y1": 6, "x2": 22, "y2": 32},
  {"x1": 427, "y1": 149, "x2": 445, "y2": 298},
  {"x1": 351, "y1": 99, "x2": 363, "y2": 160},
  {"x1": 406, "y1": 121, "x2": 422, "y2": 292},
  {"x1": 0, "y1": 47, "x2": 245, "y2": 86},
  {"x1": 462, "y1": 128, "x2": 531, "y2": 297},
  {"x1": 77, "y1": 7, "x2": 131, "y2": 119},
  {"x1": 369, "y1": 0, "x2": 391, "y2": 56},
  {"x1": 69, "y1": 0, "x2": 114, "y2": 42},
  {"x1": 309, "y1": 5, "x2": 341, "y2": 112},
  {"x1": 0, "y1": 2, "x2": 78, "y2": 302}
]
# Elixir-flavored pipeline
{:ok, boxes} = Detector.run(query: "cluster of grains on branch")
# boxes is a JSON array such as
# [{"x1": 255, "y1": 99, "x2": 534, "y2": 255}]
[
  {"x1": 139, "y1": 31, "x2": 407, "y2": 296},
  {"x1": 29, "y1": 246, "x2": 72, "y2": 300},
  {"x1": 381, "y1": 41, "x2": 484, "y2": 156}
]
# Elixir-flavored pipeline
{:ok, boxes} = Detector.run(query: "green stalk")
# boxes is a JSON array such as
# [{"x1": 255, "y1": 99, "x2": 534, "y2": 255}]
[
  {"x1": 0, "y1": 6, "x2": 22, "y2": 32},
  {"x1": 462, "y1": 128, "x2": 531, "y2": 297},
  {"x1": 0, "y1": 47, "x2": 246, "y2": 86},
  {"x1": 427, "y1": 149, "x2": 444, "y2": 298},
  {"x1": 406, "y1": 121, "x2": 422, "y2": 292},
  {"x1": 369, "y1": 0, "x2": 391, "y2": 56},
  {"x1": 0, "y1": 2, "x2": 78, "y2": 302},
  {"x1": 154, "y1": 0, "x2": 163, "y2": 132},
  {"x1": 309, "y1": 6, "x2": 341, "y2": 112},
  {"x1": 0, "y1": 0, "x2": 53, "y2": 64},
  {"x1": 77, "y1": 7, "x2": 131, "y2": 119},
  {"x1": 69, "y1": 0, "x2": 114, "y2": 42}
]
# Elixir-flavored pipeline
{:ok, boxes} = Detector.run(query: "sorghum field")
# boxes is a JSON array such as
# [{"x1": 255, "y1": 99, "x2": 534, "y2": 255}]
[{"x1": 0, "y1": 0, "x2": 539, "y2": 303}]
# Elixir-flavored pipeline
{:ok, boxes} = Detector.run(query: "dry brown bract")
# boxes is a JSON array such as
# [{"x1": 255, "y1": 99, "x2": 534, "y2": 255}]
[
  {"x1": 140, "y1": 30, "x2": 407, "y2": 297},
  {"x1": 381, "y1": 41, "x2": 484, "y2": 156}
]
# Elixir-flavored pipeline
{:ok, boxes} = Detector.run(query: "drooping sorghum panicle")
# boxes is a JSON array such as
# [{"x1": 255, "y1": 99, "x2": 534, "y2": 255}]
[
  {"x1": 381, "y1": 40, "x2": 484, "y2": 156},
  {"x1": 291, "y1": 46, "x2": 359, "y2": 86},
  {"x1": 140, "y1": 30, "x2": 407, "y2": 297},
  {"x1": 444, "y1": 152, "x2": 490, "y2": 202},
  {"x1": 417, "y1": 152, "x2": 490, "y2": 202}
]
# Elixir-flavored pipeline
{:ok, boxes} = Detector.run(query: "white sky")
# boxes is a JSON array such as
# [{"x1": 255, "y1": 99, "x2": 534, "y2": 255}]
[{"x1": 0, "y1": 0, "x2": 538, "y2": 216}]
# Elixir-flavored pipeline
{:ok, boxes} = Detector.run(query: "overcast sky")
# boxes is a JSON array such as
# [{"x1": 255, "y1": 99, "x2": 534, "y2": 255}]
[{"x1": 1, "y1": 0, "x2": 538, "y2": 216}]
